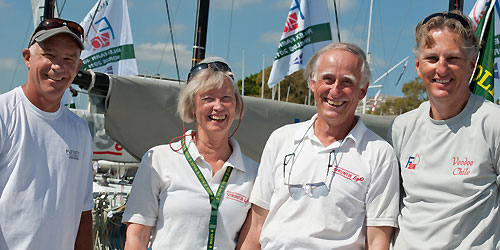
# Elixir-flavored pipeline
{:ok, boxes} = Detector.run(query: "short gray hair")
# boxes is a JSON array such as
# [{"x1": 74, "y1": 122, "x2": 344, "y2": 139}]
[
  {"x1": 304, "y1": 42, "x2": 371, "y2": 88},
  {"x1": 177, "y1": 57, "x2": 243, "y2": 123}
]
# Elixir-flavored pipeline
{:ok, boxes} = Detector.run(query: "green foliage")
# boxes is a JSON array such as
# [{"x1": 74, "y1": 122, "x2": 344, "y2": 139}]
[
  {"x1": 236, "y1": 67, "x2": 311, "y2": 105},
  {"x1": 379, "y1": 77, "x2": 427, "y2": 115}
]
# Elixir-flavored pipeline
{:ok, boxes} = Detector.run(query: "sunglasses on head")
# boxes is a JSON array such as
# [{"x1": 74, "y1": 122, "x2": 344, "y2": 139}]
[
  {"x1": 421, "y1": 12, "x2": 470, "y2": 28},
  {"x1": 35, "y1": 18, "x2": 84, "y2": 39},
  {"x1": 187, "y1": 61, "x2": 234, "y2": 82}
]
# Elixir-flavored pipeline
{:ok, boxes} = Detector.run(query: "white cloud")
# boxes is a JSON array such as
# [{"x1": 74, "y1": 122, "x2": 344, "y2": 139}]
[
  {"x1": 212, "y1": 0, "x2": 263, "y2": 10},
  {"x1": 0, "y1": 0, "x2": 9, "y2": 8},
  {"x1": 273, "y1": 0, "x2": 290, "y2": 9},
  {"x1": 135, "y1": 42, "x2": 192, "y2": 69},
  {"x1": 259, "y1": 32, "x2": 281, "y2": 44},
  {"x1": 331, "y1": 27, "x2": 365, "y2": 48},
  {"x1": 151, "y1": 24, "x2": 185, "y2": 37},
  {"x1": 327, "y1": 0, "x2": 358, "y2": 13},
  {"x1": 0, "y1": 58, "x2": 17, "y2": 70}
]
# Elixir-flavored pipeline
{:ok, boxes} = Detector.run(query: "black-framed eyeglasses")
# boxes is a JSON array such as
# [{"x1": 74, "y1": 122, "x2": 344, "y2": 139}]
[
  {"x1": 421, "y1": 12, "x2": 470, "y2": 29},
  {"x1": 34, "y1": 18, "x2": 84, "y2": 40},
  {"x1": 283, "y1": 149, "x2": 340, "y2": 198},
  {"x1": 187, "y1": 61, "x2": 234, "y2": 82}
]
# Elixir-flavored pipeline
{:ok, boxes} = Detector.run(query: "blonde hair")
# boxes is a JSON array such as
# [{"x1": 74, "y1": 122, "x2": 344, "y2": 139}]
[
  {"x1": 414, "y1": 10, "x2": 479, "y2": 59},
  {"x1": 177, "y1": 57, "x2": 243, "y2": 123}
]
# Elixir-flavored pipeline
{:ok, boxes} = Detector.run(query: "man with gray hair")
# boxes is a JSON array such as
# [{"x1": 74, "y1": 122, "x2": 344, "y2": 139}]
[
  {"x1": 237, "y1": 42, "x2": 399, "y2": 250},
  {"x1": 389, "y1": 10, "x2": 500, "y2": 249}
]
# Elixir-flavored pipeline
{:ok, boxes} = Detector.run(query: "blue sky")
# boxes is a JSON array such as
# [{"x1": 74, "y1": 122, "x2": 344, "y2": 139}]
[{"x1": 0, "y1": 0, "x2": 485, "y2": 99}]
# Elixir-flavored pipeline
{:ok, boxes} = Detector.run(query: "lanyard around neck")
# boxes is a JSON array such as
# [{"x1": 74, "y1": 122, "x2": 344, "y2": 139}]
[{"x1": 181, "y1": 137, "x2": 233, "y2": 250}]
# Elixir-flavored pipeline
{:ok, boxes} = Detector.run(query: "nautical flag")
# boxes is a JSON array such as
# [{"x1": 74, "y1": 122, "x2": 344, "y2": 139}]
[
  {"x1": 395, "y1": 59, "x2": 408, "y2": 86},
  {"x1": 371, "y1": 89, "x2": 381, "y2": 114},
  {"x1": 469, "y1": 0, "x2": 497, "y2": 101},
  {"x1": 80, "y1": 0, "x2": 138, "y2": 76},
  {"x1": 267, "y1": 0, "x2": 332, "y2": 88}
]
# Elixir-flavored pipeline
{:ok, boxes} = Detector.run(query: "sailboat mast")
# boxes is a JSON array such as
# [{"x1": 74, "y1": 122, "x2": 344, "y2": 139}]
[
  {"x1": 192, "y1": 0, "x2": 210, "y2": 67},
  {"x1": 363, "y1": 0, "x2": 373, "y2": 114},
  {"x1": 43, "y1": 0, "x2": 56, "y2": 19},
  {"x1": 448, "y1": 0, "x2": 464, "y2": 11},
  {"x1": 365, "y1": 0, "x2": 373, "y2": 66}
]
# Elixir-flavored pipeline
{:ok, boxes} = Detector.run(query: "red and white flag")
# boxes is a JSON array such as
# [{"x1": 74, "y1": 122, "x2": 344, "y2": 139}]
[{"x1": 267, "y1": 0, "x2": 332, "y2": 88}]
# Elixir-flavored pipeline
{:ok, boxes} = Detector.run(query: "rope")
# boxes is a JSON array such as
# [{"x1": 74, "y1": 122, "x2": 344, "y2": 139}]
[
  {"x1": 333, "y1": 0, "x2": 341, "y2": 42},
  {"x1": 226, "y1": 0, "x2": 235, "y2": 60},
  {"x1": 164, "y1": 0, "x2": 181, "y2": 83}
]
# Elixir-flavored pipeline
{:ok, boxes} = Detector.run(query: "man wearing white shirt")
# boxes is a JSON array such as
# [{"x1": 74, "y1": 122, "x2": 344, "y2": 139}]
[{"x1": 237, "y1": 42, "x2": 399, "y2": 250}]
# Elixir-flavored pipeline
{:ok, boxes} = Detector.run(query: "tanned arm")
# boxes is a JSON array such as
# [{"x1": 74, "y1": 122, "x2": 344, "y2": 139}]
[
  {"x1": 124, "y1": 223, "x2": 153, "y2": 250},
  {"x1": 237, "y1": 204, "x2": 269, "y2": 250},
  {"x1": 366, "y1": 226, "x2": 394, "y2": 250},
  {"x1": 75, "y1": 210, "x2": 93, "y2": 250}
]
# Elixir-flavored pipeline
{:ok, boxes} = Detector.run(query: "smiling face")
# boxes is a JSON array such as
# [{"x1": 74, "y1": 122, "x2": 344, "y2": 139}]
[
  {"x1": 415, "y1": 28, "x2": 475, "y2": 112},
  {"x1": 310, "y1": 49, "x2": 367, "y2": 131},
  {"x1": 194, "y1": 77, "x2": 236, "y2": 136},
  {"x1": 22, "y1": 33, "x2": 82, "y2": 112}
]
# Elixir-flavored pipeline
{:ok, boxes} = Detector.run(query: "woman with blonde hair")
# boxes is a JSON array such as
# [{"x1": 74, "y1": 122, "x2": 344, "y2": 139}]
[{"x1": 122, "y1": 58, "x2": 258, "y2": 250}]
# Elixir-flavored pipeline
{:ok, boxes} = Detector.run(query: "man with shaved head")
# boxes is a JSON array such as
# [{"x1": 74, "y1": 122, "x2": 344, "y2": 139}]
[
  {"x1": 237, "y1": 42, "x2": 399, "y2": 250},
  {"x1": 0, "y1": 18, "x2": 93, "y2": 250}
]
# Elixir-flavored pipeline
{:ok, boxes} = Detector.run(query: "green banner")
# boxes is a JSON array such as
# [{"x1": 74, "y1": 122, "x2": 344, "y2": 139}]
[
  {"x1": 471, "y1": 2, "x2": 495, "y2": 102},
  {"x1": 81, "y1": 44, "x2": 136, "y2": 70},
  {"x1": 274, "y1": 23, "x2": 332, "y2": 60}
]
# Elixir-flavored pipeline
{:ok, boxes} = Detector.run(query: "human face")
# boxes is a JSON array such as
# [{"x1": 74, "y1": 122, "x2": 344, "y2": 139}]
[
  {"x1": 194, "y1": 77, "x2": 236, "y2": 136},
  {"x1": 22, "y1": 34, "x2": 82, "y2": 112},
  {"x1": 310, "y1": 49, "x2": 367, "y2": 130},
  {"x1": 415, "y1": 28, "x2": 474, "y2": 107}
]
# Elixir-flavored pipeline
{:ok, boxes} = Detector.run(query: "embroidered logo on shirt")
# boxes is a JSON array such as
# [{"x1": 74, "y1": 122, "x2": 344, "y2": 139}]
[
  {"x1": 226, "y1": 191, "x2": 249, "y2": 205},
  {"x1": 452, "y1": 156, "x2": 473, "y2": 176},
  {"x1": 332, "y1": 167, "x2": 365, "y2": 182},
  {"x1": 66, "y1": 149, "x2": 80, "y2": 160},
  {"x1": 405, "y1": 154, "x2": 421, "y2": 170}
]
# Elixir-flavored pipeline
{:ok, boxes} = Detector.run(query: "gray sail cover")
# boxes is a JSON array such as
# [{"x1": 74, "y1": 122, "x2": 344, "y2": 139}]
[{"x1": 104, "y1": 75, "x2": 394, "y2": 162}]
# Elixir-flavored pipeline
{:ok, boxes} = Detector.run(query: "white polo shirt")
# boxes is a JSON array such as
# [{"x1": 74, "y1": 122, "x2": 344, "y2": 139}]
[
  {"x1": 122, "y1": 131, "x2": 258, "y2": 250},
  {"x1": 251, "y1": 114, "x2": 399, "y2": 250}
]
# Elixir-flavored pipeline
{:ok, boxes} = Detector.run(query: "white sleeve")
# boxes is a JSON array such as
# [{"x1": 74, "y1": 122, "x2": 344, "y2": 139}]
[
  {"x1": 249, "y1": 133, "x2": 278, "y2": 210},
  {"x1": 365, "y1": 147, "x2": 400, "y2": 228},
  {"x1": 122, "y1": 149, "x2": 164, "y2": 226},
  {"x1": 82, "y1": 131, "x2": 94, "y2": 211}
]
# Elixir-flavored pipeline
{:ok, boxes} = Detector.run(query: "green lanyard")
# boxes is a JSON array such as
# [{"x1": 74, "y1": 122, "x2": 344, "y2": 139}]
[{"x1": 181, "y1": 138, "x2": 233, "y2": 250}]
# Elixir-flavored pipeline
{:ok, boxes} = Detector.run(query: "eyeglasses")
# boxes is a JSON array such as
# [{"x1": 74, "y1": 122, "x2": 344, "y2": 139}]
[
  {"x1": 187, "y1": 61, "x2": 234, "y2": 82},
  {"x1": 283, "y1": 148, "x2": 341, "y2": 199},
  {"x1": 34, "y1": 18, "x2": 84, "y2": 40},
  {"x1": 421, "y1": 12, "x2": 470, "y2": 29}
]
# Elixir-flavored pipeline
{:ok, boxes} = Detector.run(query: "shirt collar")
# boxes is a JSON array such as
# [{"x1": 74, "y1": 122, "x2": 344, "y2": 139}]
[
  {"x1": 292, "y1": 114, "x2": 317, "y2": 142},
  {"x1": 344, "y1": 116, "x2": 367, "y2": 148},
  {"x1": 292, "y1": 114, "x2": 367, "y2": 149},
  {"x1": 183, "y1": 130, "x2": 247, "y2": 172}
]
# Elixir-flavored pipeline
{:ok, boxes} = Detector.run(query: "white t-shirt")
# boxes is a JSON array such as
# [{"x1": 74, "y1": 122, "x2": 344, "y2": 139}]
[
  {"x1": 251, "y1": 114, "x2": 399, "y2": 250},
  {"x1": 122, "y1": 132, "x2": 258, "y2": 249},
  {"x1": 389, "y1": 94, "x2": 500, "y2": 250},
  {"x1": 0, "y1": 87, "x2": 94, "y2": 250}
]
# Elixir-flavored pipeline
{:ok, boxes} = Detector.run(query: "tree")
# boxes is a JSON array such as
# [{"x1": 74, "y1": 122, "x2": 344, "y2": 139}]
[
  {"x1": 236, "y1": 67, "x2": 311, "y2": 105},
  {"x1": 380, "y1": 77, "x2": 427, "y2": 115}
]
